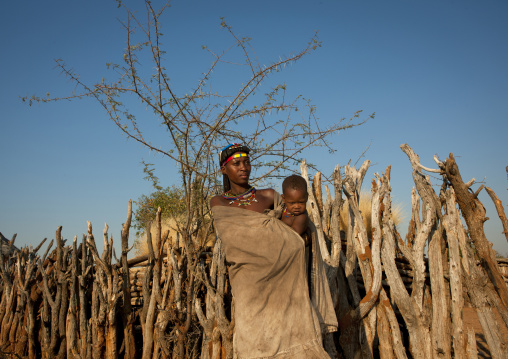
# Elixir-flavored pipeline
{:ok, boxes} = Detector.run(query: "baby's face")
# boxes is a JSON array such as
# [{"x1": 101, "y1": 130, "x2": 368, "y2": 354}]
[{"x1": 282, "y1": 188, "x2": 308, "y2": 215}]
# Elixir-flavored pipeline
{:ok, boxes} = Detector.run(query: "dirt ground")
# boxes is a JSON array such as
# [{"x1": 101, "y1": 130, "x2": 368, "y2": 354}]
[{"x1": 463, "y1": 307, "x2": 508, "y2": 357}]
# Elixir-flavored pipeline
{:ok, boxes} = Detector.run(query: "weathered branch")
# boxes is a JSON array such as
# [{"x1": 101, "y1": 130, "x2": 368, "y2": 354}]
[
  {"x1": 443, "y1": 152, "x2": 508, "y2": 309},
  {"x1": 485, "y1": 186, "x2": 508, "y2": 243}
]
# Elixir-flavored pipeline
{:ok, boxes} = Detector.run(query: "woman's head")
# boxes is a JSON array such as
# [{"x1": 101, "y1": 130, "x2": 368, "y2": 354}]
[{"x1": 219, "y1": 143, "x2": 251, "y2": 192}]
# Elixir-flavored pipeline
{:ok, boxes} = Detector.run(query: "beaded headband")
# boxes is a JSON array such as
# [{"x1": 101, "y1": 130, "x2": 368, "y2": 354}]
[
  {"x1": 219, "y1": 143, "x2": 242, "y2": 160},
  {"x1": 222, "y1": 152, "x2": 249, "y2": 166}
]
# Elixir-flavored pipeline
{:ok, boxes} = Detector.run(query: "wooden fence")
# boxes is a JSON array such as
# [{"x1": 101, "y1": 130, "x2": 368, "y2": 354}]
[{"x1": 1, "y1": 144, "x2": 508, "y2": 358}]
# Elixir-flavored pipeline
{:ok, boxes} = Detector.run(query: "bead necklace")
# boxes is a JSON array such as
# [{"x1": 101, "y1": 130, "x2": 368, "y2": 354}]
[
  {"x1": 283, "y1": 207, "x2": 295, "y2": 218},
  {"x1": 223, "y1": 187, "x2": 258, "y2": 206}
]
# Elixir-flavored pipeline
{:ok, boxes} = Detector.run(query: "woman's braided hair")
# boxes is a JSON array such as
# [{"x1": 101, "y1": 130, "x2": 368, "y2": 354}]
[{"x1": 219, "y1": 143, "x2": 251, "y2": 192}]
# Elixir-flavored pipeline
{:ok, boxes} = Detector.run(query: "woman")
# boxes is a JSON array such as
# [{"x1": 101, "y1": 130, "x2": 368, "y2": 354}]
[{"x1": 211, "y1": 144, "x2": 337, "y2": 359}]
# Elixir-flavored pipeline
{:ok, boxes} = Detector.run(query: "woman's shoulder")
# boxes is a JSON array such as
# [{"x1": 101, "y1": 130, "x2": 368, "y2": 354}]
[
  {"x1": 256, "y1": 188, "x2": 275, "y2": 196},
  {"x1": 255, "y1": 188, "x2": 276, "y2": 208},
  {"x1": 210, "y1": 195, "x2": 227, "y2": 208}
]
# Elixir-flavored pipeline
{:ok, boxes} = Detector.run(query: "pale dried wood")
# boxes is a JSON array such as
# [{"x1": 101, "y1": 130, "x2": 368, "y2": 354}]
[
  {"x1": 376, "y1": 305, "x2": 395, "y2": 359},
  {"x1": 11, "y1": 246, "x2": 37, "y2": 357},
  {"x1": 381, "y1": 185, "x2": 433, "y2": 359},
  {"x1": 79, "y1": 233, "x2": 91, "y2": 359},
  {"x1": 485, "y1": 186, "x2": 508, "y2": 243},
  {"x1": 312, "y1": 171, "x2": 324, "y2": 216},
  {"x1": 151, "y1": 210, "x2": 172, "y2": 358},
  {"x1": 401, "y1": 145, "x2": 436, "y2": 316},
  {"x1": 38, "y1": 226, "x2": 66, "y2": 356},
  {"x1": 466, "y1": 328, "x2": 478, "y2": 359},
  {"x1": 461, "y1": 234, "x2": 508, "y2": 358},
  {"x1": 301, "y1": 160, "x2": 330, "y2": 264},
  {"x1": 160, "y1": 240, "x2": 174, "y2": 310},
  {"x1": 379, "y1": 289, "x2": 407, "y2": 359},
  {"x1": 474, "y1": 301, "x2": 507, "y2": 358},
  {"x1": 8, "y1": 253, "x2": 24, "y2": 345},
  {"x1": 428, "y1": 228, "x2": 451, "y2": 358},
  {"x1": 370, "y1": 171, "x2": 407, "y2": 359},
  {"x1": 66, "y1": 237, "x2": 79, "y2": 359},
  {"x1": 38, "y1": 258, "x2": 54, "y2": 358},
  {"x1": 343, "y1": 173, "x2": 373, "y2": 289},
  {"x1": 91, "y1": 280, "x2": 105, "y2": 359},
  {"x1": 120, "y1": 200, "x2": 138, "y2": 359},
  {"x1": 196, "y1": 237, "x2": 222, "y2": 359},
  {"x1": 141, "y1": 212, "x2": 158, "y2": 359},
  {"x1": 443, "y1": 189, "x2": 466, "y2": 358},
  {"x1": 342, "y1": 161, "x2": 378, "y2": 357},
  {"x1": 87, "y1": 223, "x2": 120, "y2": 359},
  {"x1": 443, "y1": 152, "x2": 508, "y2": 309},
  {"x1": 404, "y1": 187, "x2": 420, "y2": 248},
  {"x1": 328, "y1": 165, "x2": 345, "y2": 281},
  {"x1": 195, "y1": 296, "x2": 213, "y2": 359},
  {"x1": 322, "y1": 185, "x2": 333, "y2": 238}
]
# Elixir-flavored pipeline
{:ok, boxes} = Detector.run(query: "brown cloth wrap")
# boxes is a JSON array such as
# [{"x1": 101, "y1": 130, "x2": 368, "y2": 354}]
[{"x1": 212, "y1": 192, "x2": 337, "y2": 359}]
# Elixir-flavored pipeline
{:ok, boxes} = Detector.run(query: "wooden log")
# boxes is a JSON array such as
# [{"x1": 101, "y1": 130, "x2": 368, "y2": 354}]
[
  {"x1": 372, "y1": 171, "x2": 407, "y2": 359},
  {"x1": 141, "y1": 211, "x2": 158, "y2": 359},
  {"x1": 121, "y1": 200, "x2": 140, "y2": 358},
  {"x1": 466, "y1": 328, "x2": 478, "y2": 359},
  {"x1": 376, "y1": 304, "x2": 395, "y2": 359},
  {"x1": 342, "y1": 160, "x2": 378, "y2": 358},
  {"x1": 461, "y1": 234, "x2": 508, "y2": 358},
  {"x1": 321, "y1": 185, "x2": 333, "y2": 238},
  {"x1": 66, "y1": 237, "x2": 79, "y2": 359},
  {"x1": 152, "y1": 220, "x2": 172, "y2": 358},
  {"x1": 312, "y1": 171, "x2": 324, "y2": 217},
  {"x1": 87, "y1": 222, "x2": 122, "y2": 359},
  {"x1": 14, "y1": 245, "x2": 40, "y2": 358},
  {"x1": 442, "y1": 152, "x2": 508, "y2": 309},
  {"x1": 79, "y1": 233, "x2": 90, "y2": 359},
  {"x1": 485, "y1": 186, "x2": 508, "y2": 243},
  {"x1": 380, "y1": 159, "x2": 433, "y2": 359},
  {"x1": 301, "y1": 160, "x2": 331, "y2": 265},
  {"x1": 429, "y1": 228, "x2": 451, "y2": 358},
  {"x1": 379, "y1": 288, "x2": 407, "y2": 359},
  {"x1": 443, "y1": 189, "x2": 466, "y2": 358},
  {"x1": 87, "y1": 225, "x2": 107, "y2": 359}
]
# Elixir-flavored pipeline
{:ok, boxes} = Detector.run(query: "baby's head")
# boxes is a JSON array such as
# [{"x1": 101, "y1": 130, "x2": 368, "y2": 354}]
[{"x1": 282, "y1": 175, "x2": 308, "y2": 216}]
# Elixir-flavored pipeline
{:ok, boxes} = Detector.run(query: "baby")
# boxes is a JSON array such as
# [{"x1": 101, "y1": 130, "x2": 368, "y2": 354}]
[{"x1": 281, "y1": 174, "x2": 309, "y2": 242}]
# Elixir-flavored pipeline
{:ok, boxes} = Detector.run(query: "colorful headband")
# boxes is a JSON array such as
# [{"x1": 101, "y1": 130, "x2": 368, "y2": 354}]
[
  {"x1": 220, "y1": 143, "x2": 242, "y2": 158},
  {"x1": 222, "y1": 152, "x2": 249, "y2": 166}
]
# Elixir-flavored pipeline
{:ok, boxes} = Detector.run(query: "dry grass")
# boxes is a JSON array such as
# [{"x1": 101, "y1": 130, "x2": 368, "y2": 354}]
[{"x1": 340, "y1": 192, "x2": 404, "y2": 239}]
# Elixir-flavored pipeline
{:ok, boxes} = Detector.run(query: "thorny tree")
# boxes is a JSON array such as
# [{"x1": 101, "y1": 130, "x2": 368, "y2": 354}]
[
  {"x1": 25, "y1": 0, "x2": 370, "y2": 230},
  {"x1": 24, "y1": 0, "x2": 370, "y2": 357}
]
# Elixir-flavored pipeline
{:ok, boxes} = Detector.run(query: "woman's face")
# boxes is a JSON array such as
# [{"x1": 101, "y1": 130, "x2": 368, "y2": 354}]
[{"x1": 221, "y1": 153, "x2": 251, "y2": 187}]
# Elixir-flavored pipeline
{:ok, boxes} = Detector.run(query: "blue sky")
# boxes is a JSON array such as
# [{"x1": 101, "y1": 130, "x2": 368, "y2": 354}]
[{"x1": 1, "y1": 0, "x2": 507, "y2": 256}]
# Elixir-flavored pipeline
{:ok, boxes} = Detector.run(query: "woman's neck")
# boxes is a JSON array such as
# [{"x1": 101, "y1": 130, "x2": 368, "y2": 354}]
[{"x1": 228, "y1": 183, "x2": 252, "y2": 195}]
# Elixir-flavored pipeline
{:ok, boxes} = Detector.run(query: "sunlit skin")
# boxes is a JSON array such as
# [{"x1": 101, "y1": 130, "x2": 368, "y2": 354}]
[
  {"x1": 281, "y1": 188, "x2": 309, "y2": 236},
  {"x1": 210, "y1": 154, "x2": 274, "y2": 213}
]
